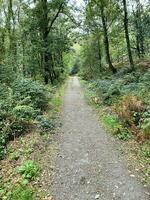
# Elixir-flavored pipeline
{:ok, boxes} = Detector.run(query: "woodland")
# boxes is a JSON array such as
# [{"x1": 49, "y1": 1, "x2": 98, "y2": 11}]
[{"x1": 0, "y1": 0, "x2": 150, "y2": 199}]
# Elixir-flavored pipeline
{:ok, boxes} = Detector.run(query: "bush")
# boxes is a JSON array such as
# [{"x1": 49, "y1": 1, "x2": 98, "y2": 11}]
[
  {"x1": 10, "y1": 119, "x2": 29, "y2": 137},
  {"x1": 12, "y1": 105, "x2": 37, "y2": 120},
  {"x1": 18, "y1": 160, "x2": 39, "y2": 181},
  {"x1": 142, "y1": 119, "x2": 150, "y2": 139},
  {"x1": 88, "y1": 79, "x2": 122, "y2": 105},
  {"x1": 0, "y1": 84, "x2": 13, "y2": 112},
  {"x1": 0, "y1": 100, "x2": 30, "y2": 160},
  {"x1": 0, "y1": 78, "x2": 52, "y2": 159},
  {"x1": 0, "y1": 132, "x2": 8, "y2": 159},
  {"x1": 0, "y1": 117, "x2": 30, "y2": 159},
  {"x1": 7, "y1": 184, "x2": 33, "y2": 200},
  {"x1": 139, "y1": 69, "x2": 150, "y2": 82},
  {"x1": 117, "y1": 131, "x2": 131, "y2": 141},
  {"x1": 36, "y1": 115, "x2": 56, "y2": 131},
  {"x1": 115, "y1": 95, "x2": 145, "y2": 134},
  {"x1": 102, "y1": 115, "x2": 118, "y2": 129},
  {"x1": 12, "y1": 78, "x2": 51, "y2": 111}
]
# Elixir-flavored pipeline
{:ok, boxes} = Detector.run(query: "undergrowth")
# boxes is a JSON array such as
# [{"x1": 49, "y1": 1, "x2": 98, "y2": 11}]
[
  {"x1": 0, "y1": 79, "x2": 66, "y2": 199},
  {"x1": 81, "y1": 67, "x2": 150, "y2": 185}
]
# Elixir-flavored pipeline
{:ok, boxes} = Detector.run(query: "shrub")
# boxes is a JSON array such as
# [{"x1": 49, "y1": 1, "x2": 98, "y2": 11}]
[
  {"x1": 12, "y1": 105, "x2": 37, "y2": 120},
  {"x1": 36, "y1": 115, "x2": 56, "y2": 131},
  {"x1": 0, "y1": 113, "x2": 12, "y2": 159},
  {"x1": 18, "y1": 160, "x2": 39, "y2": 181},
  {"x1": 117, "y1": 131, "x2": 131, "y2": 141},
  {"x1": 0, "y1": 133, "x2": 8, "y2": 159},
  {"x1": 142, "y1": 119, "x2": 150, "y2": 139},
  {"x1": 102, "y1": 115, "x2": 118, "y2": 129},
  {"x1": 0, "y1": 117, "x2": 30, "y2": 159},
  {"x1": 139, "y1": 69, "x2": 150, "y2": 82},
  {"x1": 88, "y1": 79, "x2": 122, "y2": 105},
  {"x1": 141, "y1": 141, "x2": 150, "y2": 158},
  {"x1": 0, "y1": 84, "x2": 13, "y2": 112},
  {"x1": 93, "y1": 79, "x2": 112, "y2": 95},
  {"x1": 103, "y1": 82, "x2": 121, "y2": 105},
  {"x1": 12, "y1": 78, "x2": 51, "y2": 111},
  {"x1": 7, "y1": 184, "x2": 33, "y2": 200},
  {"x1": 10, "y1": 119, "x2": 29, "y2": 138},
  {"x1": 115, "y1": 95, "x2": 145, "y2": 134},
  {"x1": 0, "y1": 78, "x2": 53, "y2": 159}
]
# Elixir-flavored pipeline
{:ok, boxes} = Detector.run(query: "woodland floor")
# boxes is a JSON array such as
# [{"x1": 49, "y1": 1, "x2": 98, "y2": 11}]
[{"x1": 43, "y1": 76, "x2": 150, "y2": 200}]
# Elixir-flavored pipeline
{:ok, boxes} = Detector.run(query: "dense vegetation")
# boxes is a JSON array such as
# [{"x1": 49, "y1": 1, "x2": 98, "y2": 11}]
[
  {"x1": 0, "y1": 0, "x2": 150, "y2": 198},
  {"x1": 77, "y1": 0, "x2": 150, "y2": 185},
  {"x1": 0, "y1": 0, "x2": 75, "y2": 158},
  {"x1": 77, "y1": 0, "x2": 150, "y2": 142},
  {"x1": 0, "y1": 0, "x2": 74, "y2": 199}
]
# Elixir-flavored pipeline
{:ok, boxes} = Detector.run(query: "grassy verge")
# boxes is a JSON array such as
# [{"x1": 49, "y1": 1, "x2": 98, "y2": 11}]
[
  {"x1": 80, "y1": 78, "x2": 150, "y2": 186},
  {"x1": 0, "y1": 81, "x2": 67, "y2": 200}
]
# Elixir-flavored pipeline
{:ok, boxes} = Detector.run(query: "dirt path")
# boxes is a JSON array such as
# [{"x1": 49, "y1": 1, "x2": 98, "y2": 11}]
[{"x1": 51, "y1": 76, "x2": 149, "y2": 200}]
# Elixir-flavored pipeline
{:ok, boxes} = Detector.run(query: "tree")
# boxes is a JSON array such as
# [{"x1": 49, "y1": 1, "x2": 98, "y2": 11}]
[
  {"x1": 99, "y1": 1, "x2": 117, "y2": 73},
  {"x1": 133, "y1": 0, "x2": 145, "y2": 58},
  {"x1": 122, "y1": 0, "x2": 134, "y2": 70},
  {"x1": 37, "y1": 0, "x2": 65, "y2": 84},
  {"x1": 85, "y1": 0, "x2": 117, "y2": 74}
]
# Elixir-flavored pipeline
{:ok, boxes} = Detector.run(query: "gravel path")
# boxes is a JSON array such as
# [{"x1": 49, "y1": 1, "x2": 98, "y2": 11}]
[{"x1": 51, "y1": 76, "x2": 149, "y2": 200}]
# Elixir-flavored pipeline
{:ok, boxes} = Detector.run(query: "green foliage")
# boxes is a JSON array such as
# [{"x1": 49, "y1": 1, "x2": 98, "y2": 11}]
[
  {"x1": 142, "y1": 119, "x2": 150, "y2": 139},
  {"x1": 117, "y1": 131, "x2": 131, "y2": 141},
  {"x1": 7, "y1": 184, "x2": 33, "y2": 200},
  {"x1": 102, "y1": 115, "x2": 118, "y2": 129},
  {"x1": 0, "y1": 119, "x2": 29, "y2": 159},
  {"x1": 18, "y1": 160, "x2": 39, "y2": 181},
  {"x1": 36, "y1": 115, "x2": 56, "y2": 132},
  {"x1": 101, "y1": 114, "x2": 131, "y2": 141},
  {"x1": 87, "y1": 79, "x2": 121, "y2": 105},
  {"x1": 84, "y1": 68, "x2": 150, "y2": 142},
  {"x1": 0, "y1": 78, "x2": 53, "y2": 159},
  {"x1": 0, "y1": 133, "x2": 7, "y2": 159},
  {"x1": 141, "y1": 141, "x2": 150, "y2": 158},
  {"x1": 8, "y1": 151, "x2": 20, "y2": 161},
  {"x1": 12, "y1": 78, "x2": 51, "y2": 111},
  {"x1": 12, "y1": 105, "x2": 37, "y2": 120},
  {"x1": 0, "y1": 84, "x2": 13, "y2": 112},
  {"x1": 10, "y1": 120, "x2": 29, "y2": 136},
  {"x1": 70, "y1": 59, "x2": 80, "y2": 75}
]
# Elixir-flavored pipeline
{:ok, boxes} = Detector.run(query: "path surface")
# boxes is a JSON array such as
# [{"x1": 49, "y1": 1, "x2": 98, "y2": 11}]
[{"x1": 51, "y1": 76, "x2": 149, "y2": 200}]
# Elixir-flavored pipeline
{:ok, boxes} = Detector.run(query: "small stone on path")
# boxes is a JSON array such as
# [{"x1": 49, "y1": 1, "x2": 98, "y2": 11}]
[{"x1": 95, "y1": 194, "x2": 100, "y2": 199}]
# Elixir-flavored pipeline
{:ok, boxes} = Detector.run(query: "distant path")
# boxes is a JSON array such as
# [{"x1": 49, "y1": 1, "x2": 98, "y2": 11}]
[{"x1": 51, "y1": 76, "x2": 149, "y2": 200}]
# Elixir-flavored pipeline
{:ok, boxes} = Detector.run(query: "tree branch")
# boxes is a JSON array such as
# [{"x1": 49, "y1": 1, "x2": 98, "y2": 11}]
[{"x1": 48, "y1": 2, "x2": 64, "y2": 34}]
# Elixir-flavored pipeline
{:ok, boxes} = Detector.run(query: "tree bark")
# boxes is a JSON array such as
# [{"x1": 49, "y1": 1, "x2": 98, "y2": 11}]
[
  {"x1": 40, "y1": 0, "x2": 64, "y2": 84},
  {"x1": 136, "y1": 0, "x2": 145, "y2": 57},
  {"x1": 123, "y1": 0, "x2": 134, "y2": 71},
  {"x1": 97, "y1": 35, "x2": 102, "y2": 74},
  {"x1": 133, "y1": 0, "x2": 145, "y2": 58},
  {"x1": 100, "y1": 4, "x2": 117, "y2": 74}
]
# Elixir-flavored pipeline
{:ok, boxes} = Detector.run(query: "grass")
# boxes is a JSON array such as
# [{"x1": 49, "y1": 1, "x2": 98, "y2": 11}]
[
  {"x1": 101, "y1": 115, "x2": 118, "y2": 129},
  {"x1": 48, "y1": 81, "x2": 67, "y2": 117}
]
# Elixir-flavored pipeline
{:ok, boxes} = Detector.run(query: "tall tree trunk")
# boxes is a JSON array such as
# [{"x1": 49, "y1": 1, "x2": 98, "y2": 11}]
[
  {"x1": 6, "y1": 0, "x2": 18, "y2": 72},
  {"x1": 40, "y1": 0, "x2": 64, "y2": 84},
  {"x1": 123, "y1": 0, "x2": 134, "y2": 71},
  {"x1": 134, "y1": 0, "x2": 145, "y2": 58},
  {"x1": 97, "y1": 35, "x2": 102, "y2": 74},
  {"x1": 41, "y1": 0, "x2": 51, "y2": 84},
  {"x1": 136, "y1": 0, "x2": 145, "y2": 57},
  {"x1": 100, "y1": 4, "x2": 117, "y2": 74}
]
